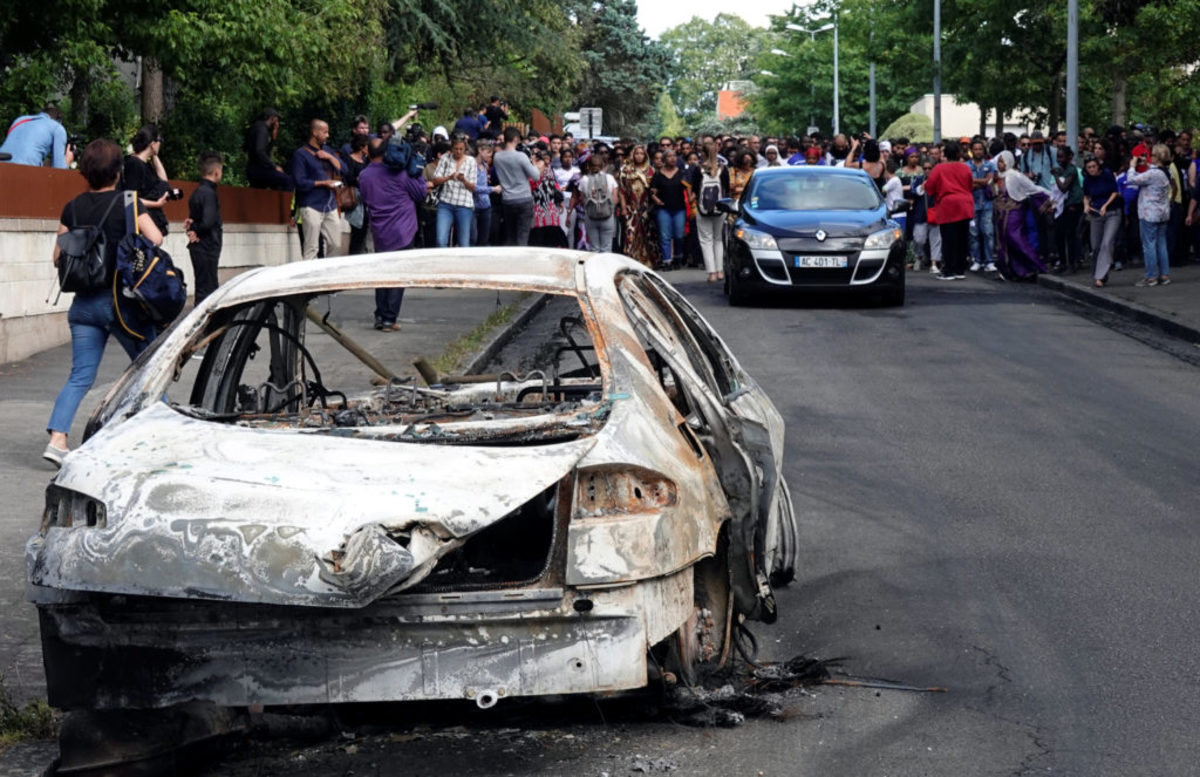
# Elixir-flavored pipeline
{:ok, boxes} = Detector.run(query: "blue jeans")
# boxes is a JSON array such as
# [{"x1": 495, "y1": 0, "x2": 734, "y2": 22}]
[
  {"x1": 436, "y1": 202, "x2": 473, "y2": 247},
  {"x1": 969, "y1": 206, "x2": 994, "y2": 266},
  {"x1": 48, "y1": 290, "x2": 149, "y2": 435},
  {"x1": 1140, "y1": 220, "x2": 1169, "y2": 279},
  {"x1": 655, "y1": 208, "x2": 686, "y2": 264}
]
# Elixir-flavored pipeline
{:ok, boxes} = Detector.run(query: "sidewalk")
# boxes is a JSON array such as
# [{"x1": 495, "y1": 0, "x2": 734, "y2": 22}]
[
  {"x1": 0, "y1": 286, "x2": 542, "y2": 710},
  {"x1": 1037, "y1": 260, "x2": 1200, "y2": 344}
]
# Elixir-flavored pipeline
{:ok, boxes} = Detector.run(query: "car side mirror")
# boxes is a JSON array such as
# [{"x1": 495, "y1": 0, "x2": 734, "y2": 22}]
[
  {"x1": 887, "y1": 203, "x2": 909, "y2": 216},
  {"x1": 715, "y1": 198, "x2": 737, "y2": 214}
]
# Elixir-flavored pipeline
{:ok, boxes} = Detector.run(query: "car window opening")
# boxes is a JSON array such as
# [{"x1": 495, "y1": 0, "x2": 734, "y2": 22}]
[
  {"x1": 171, "y1": 290, "x2": 608, "y2": 444},
  {"x1": 748, "y1": 174, "x2": 882, "y2": 211}
]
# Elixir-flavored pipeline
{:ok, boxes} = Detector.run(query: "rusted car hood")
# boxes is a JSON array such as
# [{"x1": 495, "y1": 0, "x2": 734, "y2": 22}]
[{"x1": 27, "y1": 403, "x2": 595, "y2": 607}]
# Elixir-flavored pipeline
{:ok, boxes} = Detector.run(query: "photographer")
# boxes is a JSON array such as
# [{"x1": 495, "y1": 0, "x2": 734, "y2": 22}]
[
  {"x1": 0, "y1": 104, "x2": 73, "y2": 168},
  {"x1": 483, "y1": 96, "x2": 508, "y2": 140},
  {"x1": 123, "y1": 124, "x2": 176, "y2": 235},
  {"x1": 358, "y1": 138, "x2": 428, "y2": 331}
]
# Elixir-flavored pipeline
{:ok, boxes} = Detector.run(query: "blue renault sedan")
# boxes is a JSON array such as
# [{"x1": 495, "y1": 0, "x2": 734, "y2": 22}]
[{"x1": 719, "y1": 166, "x2": 906, "y2": 306}]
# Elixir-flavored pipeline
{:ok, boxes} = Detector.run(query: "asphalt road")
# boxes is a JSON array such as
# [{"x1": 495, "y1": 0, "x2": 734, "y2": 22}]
[{"x1": 3, "y1": 270, "x2": 1198, "y2": 776}]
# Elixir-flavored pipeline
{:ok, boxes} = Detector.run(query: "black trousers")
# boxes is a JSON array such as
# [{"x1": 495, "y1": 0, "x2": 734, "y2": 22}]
[
  {"x1": 1055, "y1": 204, "x2": 1083, "y2": 269},
  {"x1": 188, "y1": 246, "x2": 220, "y2": 307},
  {"x1": 501, "y1": 200, "x2": 533, "y2": 246},
  {"x1": 939, "y1": 218, "x2": 971, "y2": 275},
  {"x1": 246, "y1": 163, "x2": 294, "y2": 191}
]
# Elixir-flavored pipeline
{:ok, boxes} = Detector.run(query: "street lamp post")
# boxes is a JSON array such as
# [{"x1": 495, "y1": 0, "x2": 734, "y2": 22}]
[
  {"x1": 785, "y1": 21, "x2": 837, "y2": 135},
  {"x1": 933, "y1": 0, "x2": 942, "y2": 143},
  {"x1": 1066, "y1": 0, "x2": 1078, "y2": 153}
]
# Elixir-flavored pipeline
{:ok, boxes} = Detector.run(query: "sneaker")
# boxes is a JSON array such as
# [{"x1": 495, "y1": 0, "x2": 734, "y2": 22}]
[
  {"x1": 1159, "y1": 276, "x2": 1171, "y2": 286},
  {"x1": 1134, "y1": 277, "x2": 1157, "y2": 287},
  {"x1": 42, "y1": 443, "x2": 68, "y2": 469},
  {"x1": 1113, "y1": 262, "x2": 1124, "y2": 271},
  {"x1": 984, "y1": 263, "x2": 998, "y2": 273},
  {"x1": 935, "y1": 273, "x2": 958, "y2": 281},
  {"x1": 954, "y1": 274, "x2": 967, "y2": 279},
  {"x1": 930, "y1": 264, "x2": 941, "y2": 275},
  {"x1": 969, "y1": 262, "x2": 983, "y2": 272}
]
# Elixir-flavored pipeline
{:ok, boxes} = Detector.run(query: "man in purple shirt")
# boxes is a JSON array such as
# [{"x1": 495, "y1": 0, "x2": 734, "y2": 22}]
[{"x1": 358, "y1": 139, "x2": 428, "y2": 330}]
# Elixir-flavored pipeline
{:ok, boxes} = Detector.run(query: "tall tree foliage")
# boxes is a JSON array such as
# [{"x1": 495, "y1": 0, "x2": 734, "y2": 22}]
[
  {"x1": 746, "y1": 0, "x2": 1200, "y2": 140},
  {"x1": 570, "y1": 0, "x2": 670, "y2": 136},
  {"x1": 659, "y1": 15, "x2": 776, "y2": 120}
]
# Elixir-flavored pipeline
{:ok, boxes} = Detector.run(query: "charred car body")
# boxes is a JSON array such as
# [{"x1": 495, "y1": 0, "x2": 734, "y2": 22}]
[{"x1": 28, "y1": 250, "x2": 796, "y2": 748}]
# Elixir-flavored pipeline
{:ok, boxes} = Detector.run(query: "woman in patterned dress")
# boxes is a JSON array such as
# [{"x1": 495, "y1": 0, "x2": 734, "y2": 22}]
[
  {"x1": 528, "y1": 150, "x2": 567, "y2": 248},
  {"x1": 617, "y1": 145, "x2": 660, "y2": 266}
]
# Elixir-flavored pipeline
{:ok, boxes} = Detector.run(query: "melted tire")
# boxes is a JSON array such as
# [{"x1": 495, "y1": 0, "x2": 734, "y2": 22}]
[{"x1": 663, "y1": 533, "x2": 733, "y2": 687}]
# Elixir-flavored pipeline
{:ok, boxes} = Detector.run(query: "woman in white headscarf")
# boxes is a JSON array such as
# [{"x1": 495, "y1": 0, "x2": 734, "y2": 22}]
[
  {"x1": 993, "y1": 149, "x2": 1052, "y2": 280},
  {"x1": 763, "y1": 145, "x2": 784, "y2": 167}
]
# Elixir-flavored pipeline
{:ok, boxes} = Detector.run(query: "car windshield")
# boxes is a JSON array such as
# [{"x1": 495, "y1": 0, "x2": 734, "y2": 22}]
[
  {"x1": 166, "y1": 289, "x2": 608, "y2": 445},
  {"x1": 746, "y1": 173, "x2": 882, "y2": 211}
]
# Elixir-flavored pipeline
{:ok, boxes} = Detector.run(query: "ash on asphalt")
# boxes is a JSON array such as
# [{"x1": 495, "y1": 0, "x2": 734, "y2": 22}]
[{"x1": 204, "y1": 648, "x2": 842, "y2": 777}]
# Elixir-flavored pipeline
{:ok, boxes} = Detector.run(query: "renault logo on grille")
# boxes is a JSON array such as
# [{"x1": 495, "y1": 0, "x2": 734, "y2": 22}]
[{"x1": 815, "y1": 229, "x2": 827, "y2": 242}]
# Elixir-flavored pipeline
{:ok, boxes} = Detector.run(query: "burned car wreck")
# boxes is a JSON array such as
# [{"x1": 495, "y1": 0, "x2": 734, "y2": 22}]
[{"x1": 28, "y1": 249, "x2": 797, "y2": 762}]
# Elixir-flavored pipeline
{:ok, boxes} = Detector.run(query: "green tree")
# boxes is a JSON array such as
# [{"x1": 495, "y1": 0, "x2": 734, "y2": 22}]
[
  {"x1": 751, "y1": 0, "x2": 926, "y2": 137},
  {"x1": 660, "y1": 14, "x2": 775, "y2": 120},
  {"x1": 571, "y1": 0, "x2": 671, "y2": 136}
]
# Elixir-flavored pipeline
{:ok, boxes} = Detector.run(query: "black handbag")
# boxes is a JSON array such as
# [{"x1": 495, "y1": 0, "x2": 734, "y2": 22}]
[{"x1": 55, "y1": 194, "x2": 121, "y2": 294}]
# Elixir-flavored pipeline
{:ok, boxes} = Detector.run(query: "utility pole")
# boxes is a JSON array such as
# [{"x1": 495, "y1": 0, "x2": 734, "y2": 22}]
[
  {"x1": 1066, "y1": 0, "x2": 1079, "y2": 153},
  {"x1": 868, "y1": 7, "x2": 875, "y2": 137},
  {"x1": 932, "y1": 0, "x2": 941, "y2": 143},
  {"x1": 833, "y1": 15, "x2": 840, "y2": 137}
]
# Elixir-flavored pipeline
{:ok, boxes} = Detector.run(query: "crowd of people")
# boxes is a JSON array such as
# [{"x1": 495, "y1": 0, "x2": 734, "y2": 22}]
[
  {"x1": 7, "y1": 98, "x2": 1200, "y2": 466},
  {"x1": 241, "y1": 107, "x2": 1200, "y2": 293},
  {"x1": 871, "y1": 125, "x2": 1196, "y2": 288}
]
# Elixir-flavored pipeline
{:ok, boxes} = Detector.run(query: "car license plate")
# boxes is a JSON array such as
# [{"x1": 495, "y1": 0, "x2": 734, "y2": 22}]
[{"x1": 794, "y1": 255, "x2": 848, "y2": 269}]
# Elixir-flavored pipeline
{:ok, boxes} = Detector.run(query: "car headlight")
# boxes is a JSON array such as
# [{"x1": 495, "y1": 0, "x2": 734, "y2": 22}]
[
  {"x1": 863, "y1": 227, "x2": 903, "y2": 250},
  {"x1": 734, "y1": 227, "x2": 779, "y2": 251}
]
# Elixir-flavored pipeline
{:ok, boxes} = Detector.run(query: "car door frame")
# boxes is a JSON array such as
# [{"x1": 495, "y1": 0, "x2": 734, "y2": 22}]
[{"x1": 616, "y1": 271, "x2": 779, "y2": 623}]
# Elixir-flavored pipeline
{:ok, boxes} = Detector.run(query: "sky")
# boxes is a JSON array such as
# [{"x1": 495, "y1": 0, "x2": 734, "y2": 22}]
[{"x1": 638, "y1": 0, "x2": 795, "y2": 39}]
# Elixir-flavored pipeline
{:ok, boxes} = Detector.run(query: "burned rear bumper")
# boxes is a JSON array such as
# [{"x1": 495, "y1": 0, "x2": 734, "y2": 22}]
[{"x1": 35, "y1": 572, "x2": 692, "y2": 711}]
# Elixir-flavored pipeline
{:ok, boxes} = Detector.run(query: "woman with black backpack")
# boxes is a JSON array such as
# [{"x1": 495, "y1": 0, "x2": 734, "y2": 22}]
[
  {"x1": 687, "y1": 141, "x2": 730, "y2": 282},
  {"x1": 44, "y1": 139, "x2": 163, "y2": 468}
]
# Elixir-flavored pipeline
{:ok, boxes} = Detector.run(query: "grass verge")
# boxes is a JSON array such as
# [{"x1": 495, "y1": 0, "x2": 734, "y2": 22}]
[
  {"x1": 432, "y1": 291, "x2": 531, "y2": 375},
  {"x1": 0, "y1": 680, "x2": 56, "y2": 746}
]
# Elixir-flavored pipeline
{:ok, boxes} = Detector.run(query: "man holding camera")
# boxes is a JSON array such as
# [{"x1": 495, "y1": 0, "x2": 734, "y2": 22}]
[
  {"x1": 1, "y1": 105, "x2": 73, "y2": 168},
  {"x1": 483, "y1": 97, "x2": 508, "y2": 140},
  {"x1": 289, "y1": 119, "x2": 344, "y2": 260}
]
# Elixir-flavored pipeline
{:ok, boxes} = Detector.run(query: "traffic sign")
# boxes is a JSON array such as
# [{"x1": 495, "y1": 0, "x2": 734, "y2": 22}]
[{"x1": 579, "y1": 108, "x2": 603, "y2": 139}]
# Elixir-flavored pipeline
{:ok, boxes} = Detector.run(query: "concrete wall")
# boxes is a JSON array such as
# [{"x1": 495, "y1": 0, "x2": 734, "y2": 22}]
[
  {"x1": 0, "y1": 164, "x2": 299, "y2": 364},
  {"x1": 0, "y1": 220, "x2": 299, "y2": 363}
]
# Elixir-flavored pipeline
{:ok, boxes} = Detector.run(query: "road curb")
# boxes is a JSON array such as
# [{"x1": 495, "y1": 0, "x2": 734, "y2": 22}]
[
  {"x1": 1037, "y1": 274, "x2": 1200, "y2": 345},
  {"x1": 463, "y1": 292, "x2": 552, "y2": 375}
]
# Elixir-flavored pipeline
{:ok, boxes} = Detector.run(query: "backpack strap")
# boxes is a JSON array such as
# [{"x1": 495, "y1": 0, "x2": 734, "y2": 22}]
[
  {"x1": 6, "y1": 115, "x2": 43, "y2": 135},
  {"x1": 123, "y1": 191, "x2": 140, "y2": 236}
]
